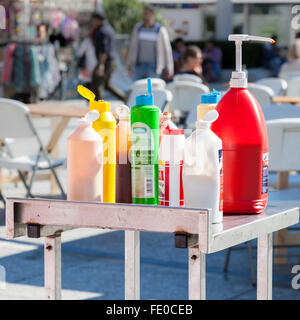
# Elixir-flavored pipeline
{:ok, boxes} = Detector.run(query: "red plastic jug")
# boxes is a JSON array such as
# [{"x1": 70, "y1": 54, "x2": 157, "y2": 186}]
[{"x1": 211, "y1": 34, "x2": 274, "y2": 214}]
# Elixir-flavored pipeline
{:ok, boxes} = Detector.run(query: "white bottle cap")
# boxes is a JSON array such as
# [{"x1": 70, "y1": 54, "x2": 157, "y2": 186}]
[
  {"x1": 116, "y1": 104, "x2": 130, "y2": 120},
  {"x1": 196, "y1": 110, "x2": 219, "y2": 129},
  {"x1": 79, "y1": 110, "x2": 100, "y2": 126}
]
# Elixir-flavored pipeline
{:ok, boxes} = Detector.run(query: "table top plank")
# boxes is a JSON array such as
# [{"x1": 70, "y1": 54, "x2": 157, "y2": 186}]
[{"x1": 273, "y1": 96, "x2": 300, "y2": 105}]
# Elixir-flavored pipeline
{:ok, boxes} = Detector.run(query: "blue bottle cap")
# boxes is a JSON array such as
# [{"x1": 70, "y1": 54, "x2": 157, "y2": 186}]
[
  {"x1": 201, "y1": 89, "x2": 221, "y2": 104},
  {"x1": 135, "y1": 78, "x2": 154, "y2": 106}
]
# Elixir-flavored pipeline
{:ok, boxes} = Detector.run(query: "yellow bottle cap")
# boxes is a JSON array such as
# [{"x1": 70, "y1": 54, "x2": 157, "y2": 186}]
[{"x1": 77, "y1": 85, "x2": 111, "y2": 112}]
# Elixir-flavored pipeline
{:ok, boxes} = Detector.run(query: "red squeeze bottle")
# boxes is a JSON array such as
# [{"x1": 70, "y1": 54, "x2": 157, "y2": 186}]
[{"x1": 211, "y1": 34, "x2": 275, "y2": 214}]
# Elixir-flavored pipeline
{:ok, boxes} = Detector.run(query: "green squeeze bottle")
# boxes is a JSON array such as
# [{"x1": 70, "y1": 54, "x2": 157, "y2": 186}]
[{"x1": 131, "y1": 78, "x2": 159, "y2": 205}]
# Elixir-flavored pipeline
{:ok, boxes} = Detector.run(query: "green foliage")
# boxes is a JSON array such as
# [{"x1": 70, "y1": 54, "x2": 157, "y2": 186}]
[{"x1": 103, "y1": 0, "x2": 164, "y2": 35}]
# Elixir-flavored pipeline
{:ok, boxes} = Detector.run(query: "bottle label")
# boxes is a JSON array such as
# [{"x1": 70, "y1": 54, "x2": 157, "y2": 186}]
[
  {"x1": 159, "y1": 160, "x2": 184, "y2": 207},
  {"x1": 131, "y1": 122, "x2": 155, "y2": 199},
  {"x1": 262, "y1": 153, "x2": 269, "y2": 194},
  {"x1": 219, "y1": 149, "x2": 223, "y2": 212}
]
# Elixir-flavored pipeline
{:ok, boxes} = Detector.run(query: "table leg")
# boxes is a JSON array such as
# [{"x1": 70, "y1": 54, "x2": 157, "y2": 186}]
[
  {"x1": 188, "y1": 247, "x2": 206, "y2": 300},
  {"x1": 257, "y1": 233, "x2": 272, "y2": 300},
  {"x1": 125, "y1": 230, "x2": 140, "y2": 300},
  {"x1": 44, "y1": 235, "x2": 62, "y2": 300},
  {"x1": 48, "y1": 117, "x2": 70, "y2": 195}
]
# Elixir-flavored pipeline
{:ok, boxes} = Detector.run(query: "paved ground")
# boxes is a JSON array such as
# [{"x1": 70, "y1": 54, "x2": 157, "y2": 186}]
[{"x1": 0, "y1": 106, "x2": 299, "y2": 300}]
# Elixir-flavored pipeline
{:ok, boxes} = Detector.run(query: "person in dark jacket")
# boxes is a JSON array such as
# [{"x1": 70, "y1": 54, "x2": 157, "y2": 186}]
[{"x1": 89, "y1": 12, "x2": 125, "y2": 101}]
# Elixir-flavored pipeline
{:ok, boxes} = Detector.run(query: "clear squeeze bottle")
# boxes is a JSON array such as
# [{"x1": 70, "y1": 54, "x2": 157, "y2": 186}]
[
  {"x1": 116, "y1": 104, "x2": 131, "y2": 203},
  {"x1": 131, "y1": 78, "x2": 160, "y2": 205},
  {"x1": 211, "y1": 35, "x2": 274, "y2": 213},
  {"x1": 67, "y1": 110, "x2": 103, "y2": 202},
  {"x1": 197, "y1": 89, "x2": 221, "y2": 120},
  {"x1": 77, "y1": 85, "x2": 116, "y2": 203}
]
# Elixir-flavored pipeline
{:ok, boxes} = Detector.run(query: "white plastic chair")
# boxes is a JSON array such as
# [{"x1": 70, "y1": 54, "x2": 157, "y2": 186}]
[
  {"x1": 286, "y1": 76, "x2": 300, "y2": 97},
  {"x1": 248, "y1": 83, "x2": 274, "y2": 107},
  {"x1": 173, "y1": 73, "x2": 203, "y2": 84},
  {"x1": 256, "y1": 77, "x2": 287, "y2": 96},
  {"x1": 131, "y1": 78, "x2": 166, "y2": 92},
  {"x1": 0, "y1": 98, "x2": 66, "y2": 202},
  {"x1": 166, "y1": 81, "x2": 210, "y2": 113},
  {"x1": 126, "y1": 88, "x2": 173, "y2": 110}
]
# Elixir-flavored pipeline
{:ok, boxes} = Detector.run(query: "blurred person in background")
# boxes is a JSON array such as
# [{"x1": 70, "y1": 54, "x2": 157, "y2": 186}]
[
  {"x1": 90, "y1": 12, "x2": 125, "y2": 101},
  {"x1": 262, "y1": 34, "x2": 284, "y2": 77},
  {"x1": 127, "y1": 6, "x2": 173, "y2": 81},
  {"x1": 77, "y1": 27, "x2": 98, "y2": 86},
  {"x1": 279, "y1": 39, "x2": 300, "y2": 80},
  {"x1": 178, "y1": 45, "x2": 207, "y2": 85},
  {"x1": 202, "y1": 41, "x2": 222, "y2": 82},
  {"x1": 172, "y1": 38, "x2": 186, "y2": 74}
]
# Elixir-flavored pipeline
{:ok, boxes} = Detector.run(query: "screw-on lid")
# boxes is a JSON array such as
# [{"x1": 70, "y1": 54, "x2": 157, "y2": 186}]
[
  {"x1": 116, "y1": 104, "x2": 130, "y2": 120},
  {"x1": 201, "y1": 89, "x2": 221, "y2": 104},
  {"x1": 136, "y1": 77, "x2": 154, "y2": 106}
]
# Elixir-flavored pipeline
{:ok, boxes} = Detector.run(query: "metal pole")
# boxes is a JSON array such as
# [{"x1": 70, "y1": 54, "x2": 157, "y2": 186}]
[
  {"x1": 125, "y1": 230, "x2": 140, "y2": 300},
  {"x1": 188, "y1": 247, "x2": 206, "y2": 300},
  {"x1": 257, "y1": 233, "x2": 273, "y2": 300},
  {"x1": 44, "y1": 235, "x2": 62, "y2": 300}
]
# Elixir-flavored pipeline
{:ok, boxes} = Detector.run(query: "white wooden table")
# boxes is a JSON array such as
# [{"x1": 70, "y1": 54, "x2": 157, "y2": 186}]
[{"x1": 5, "y1": 197, "x2": 299, "y2": 300}]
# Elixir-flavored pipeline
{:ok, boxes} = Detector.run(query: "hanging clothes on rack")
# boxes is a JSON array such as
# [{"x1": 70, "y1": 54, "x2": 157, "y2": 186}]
[
  {"x1": 1, "y1": 41, "x2": 60, "y2": 101},
  {"x1": 38, "y1": 43, "x2": 61, "y2": 99}
]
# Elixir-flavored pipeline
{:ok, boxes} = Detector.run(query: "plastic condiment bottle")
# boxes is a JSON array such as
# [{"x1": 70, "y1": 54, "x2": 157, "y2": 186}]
[
  {"x1": 131, "y1": 78, "x2": 159, "y2": 205},
  {"x1": 116, "y1": 104, "x2": 131, "y2": 203},
  {"x1": 183, "y1": 110, "x2": 223, "y2": 224},
  {"x1": 159, "y1": 111, "x2": 177, "y2": 144},
  {"x1": 159, "y1": 127, "x2": 185, "y2": 207},
  {"x1": 77, "y1": 85, "x2": 116, "y2": 203},
  {"x1": 67, "y1": 110, "x2": 103, "y2": 202},
  {"x1": 197, "y1": 89, "x2": 221, "y2": 120},
  {"x1": 211, "y1": 34, "x2": 273, "y2": 214}
]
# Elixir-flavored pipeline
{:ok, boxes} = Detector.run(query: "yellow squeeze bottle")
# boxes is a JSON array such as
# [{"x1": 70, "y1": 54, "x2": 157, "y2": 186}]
[{"x1": 77, "y1": 85, "x2": 116, "y2": 203}]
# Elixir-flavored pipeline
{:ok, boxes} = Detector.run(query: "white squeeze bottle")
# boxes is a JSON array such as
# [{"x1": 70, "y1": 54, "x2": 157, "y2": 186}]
[
  {"x1": 183, "y1": 110, "x2": 223, "y2": 223},
  {"x1": 67, "y1": 110, "x2": 103, "y2": 202}
]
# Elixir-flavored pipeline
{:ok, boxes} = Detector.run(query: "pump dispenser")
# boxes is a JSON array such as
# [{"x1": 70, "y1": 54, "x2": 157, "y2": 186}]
[
  {"x1": 77, "y1": 85, "x2": 116, "y2": 203},
  {"x1": 211, "y1": 35, "x2": 274, "y2": 214},
  {"x1": 67, "y1": 110, "x2": 103, "y2": 202}
]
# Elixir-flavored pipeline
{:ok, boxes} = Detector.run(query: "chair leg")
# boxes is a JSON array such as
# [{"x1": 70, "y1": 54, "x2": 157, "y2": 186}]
[
  {"x1": 49, "y1": 167, "x2": 66, "y2": 199},
  {"x1": 224, "y1": 247, "x2": 232, "y2": 274},
  {"x1": 0, "y1": 191, "x2": 5, "y2": 204},
  {"x1": 224, "y1": 241, "x2": 256, "y2": 286},
  {"x1": 17, "y1": 171, "x2": 34, "y2": 198}
]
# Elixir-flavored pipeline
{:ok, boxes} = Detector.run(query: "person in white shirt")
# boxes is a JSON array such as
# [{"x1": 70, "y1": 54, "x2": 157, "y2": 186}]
[
  {"x1": 77, "y1": 37, "x2": 98, "y2": 84},
  {"x1": 279, "y1": 39, "x2": 300, "y2": 80}
]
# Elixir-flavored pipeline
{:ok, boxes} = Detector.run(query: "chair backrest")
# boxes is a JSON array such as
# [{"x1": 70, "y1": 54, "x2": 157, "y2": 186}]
[
  {"x1": 256, "y1": 77, "x2": 287, "y2": 96},
  {"x1": 262, "y1": 103, "x2": 300, "y2": 121},
  {"x1": 0, "y1": 98, "x2": 34, "y2": 139},
  {"x1": 127, "y1": 88, "x2": 172, "y2": 110},
  {"x1": 286, "y1": 76, "x2": 300, "y2": 97},
  {"x1": 247, "y1": 83, "x2": 274, "y2": 107},
  {"x1": 173, "y1": 73, "x2": 203, "y2": 84},
  {"x1": 166, "y1": 81, "x2": 210, "y2": 112},
  {"x1": 131, "y1": 78, "x2": 166, "y2": 92},
  {"x1": 267, "y1": 118, "x2": 300, "y2": 171}
]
